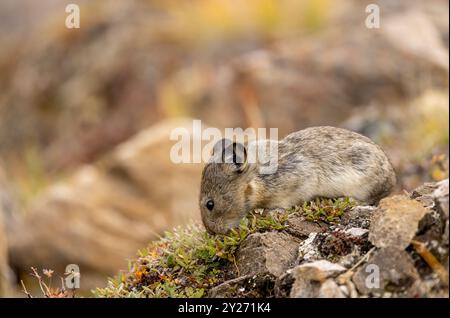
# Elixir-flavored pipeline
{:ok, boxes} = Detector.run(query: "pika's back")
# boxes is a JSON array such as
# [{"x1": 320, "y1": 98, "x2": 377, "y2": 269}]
[
  {"x1": 280, "y1": 126, "x2": 384, "y2": 167},
  {"x1": 262, "y1": 126, "x2": 396, "y2": 205},
  {"x1": 283, "y1": 126, "x2": 375, "y2": 147}
]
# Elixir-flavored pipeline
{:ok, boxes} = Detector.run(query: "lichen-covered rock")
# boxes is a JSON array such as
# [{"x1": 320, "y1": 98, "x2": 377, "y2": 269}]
[
  {"x1": 369, "y1": 195, "x2": 429, "y2": 249},
  {"x1": 236, "y1": 232, "x2": 300, "y2": 277},
  {"x1": 316, "y1": 228, "x2": 372, "y2": 262},
  {"x1": 297, "y1": 233, "x2": 321, "y2": 264},
  {"x1": 340, "y1": 206, "x2": 376, "y2": 229},
  {"x1": 297, "y1": 223, "x2": 372, "y2": 267}
]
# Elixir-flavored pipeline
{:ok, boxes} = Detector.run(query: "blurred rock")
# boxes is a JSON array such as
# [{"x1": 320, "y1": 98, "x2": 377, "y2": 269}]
[
  {"x1": 0, "y1": 0, "x2": 448, "y2": 174},
  {"x1": 0, "y1": 209, "x2": 9, "y2": 297},
  {"x1": 8, "y1": 119, "x2": 204, "y2": 291},
  {"x1": 369, "y1": 195, "x2": 428, "y2": 249},
  {"x1": 0, "y1": 165, "x2": 13, "y2": 296},
  {"x1": 353, "y1": 246, "x2": 420, "y2": 296},
  {"x1": 382, "y1": 9, "x2": 449, "y2": 71}
]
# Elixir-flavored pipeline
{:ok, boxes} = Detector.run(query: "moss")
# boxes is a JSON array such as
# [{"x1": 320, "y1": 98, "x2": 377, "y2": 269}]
[
  {"x1": 94, "y1": 198, "x2": 353, "y2": 298},
  {"x1": 299, "y1": 197, "x2": 355, "y2": 223}
]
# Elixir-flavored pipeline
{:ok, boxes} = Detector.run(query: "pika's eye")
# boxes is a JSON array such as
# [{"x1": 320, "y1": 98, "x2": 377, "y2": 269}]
[{"x1": 206, "y1": 199, "x2": 214, "y2": 211}]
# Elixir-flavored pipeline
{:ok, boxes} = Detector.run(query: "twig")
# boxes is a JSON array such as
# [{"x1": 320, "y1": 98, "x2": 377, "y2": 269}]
[
  {"x1": 20, "y1": 280, "x2": 33, "y2": 298},
  {"x1": 411, "y1": 240, "x2": 449, "y2": 287},
  {"x1": 232, "y1": 256, "x2": 240, "y2": 277},
  {"x1": 337, "y1": 247, "x2": 376, "y2": 284},
  {"x1": 30, "y1": 267, "x2": 51, "y2": 297},
  {"x1": 349, "y1": 246, "x2": 376, "y2": 272}
]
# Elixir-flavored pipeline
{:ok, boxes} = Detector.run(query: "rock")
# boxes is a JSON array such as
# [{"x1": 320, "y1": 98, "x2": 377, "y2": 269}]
[
  {"x1": 274, "y1": 272, "x2": 295, "y2": 298},
  {"x1": 289, "y1": 261, "x2": 346, "y2": 298},
  {"x1": 0, "y1": 211, "x2": 9, "y2": 297},
  {"x1": 0, "y1": 166, "x2": 13, "y2": 296},
  {"x1": 411, "y1": 180, "x2": 449, "y2": 281},
  {"x1": 285, "y1": 215, "x2": 324, "y2": 238},
  {"x1": 353, "y1": 247, "x2": 421, "y2": 296},
  {"x1": 236, "y1": 232, "x2": 300, "y2": 277},
  {"x1": 8, "y1": 119, "x2": 204, "y2": 291},
  {"x1": 289, "y1": 275, "x2": 319, "y2": 298},
  {"x1": 411, "y1": 179, "x2": 448, "y2": 213},
  {"x1": 297, "y1": 233, "x2": 321, "y2": 264},
  {"x1": 340, "y1": 206, "x2": 375, "y2": 229},
  {"x1": 369, "y1": 195, "x2": 429, "y2": 249},
  {"x1": 296, "y1": 260, "x2": 346, "y2": 278},
  {"x1": 411, "y1": 181, "x2": 440, "y2": 198},
  {"x1": 290, "y1": 277, "x2": 345, "y2": 298},
  {"x1": 382, "y1": 10, "x2": 449, "y2": 71},
  {"x1": 415, "y1": 209, "x2": 446, "y2": 247},
  {"x1": 298, "y1": 215, "x2": 372, "y2": 267},
  {"x1": 318, "y1": 279, "x2": 346, "y2": 298},
  {"x1": 345, "y1": 228, "x2": 369, "y2": 238},
  {"x1": 208, "y1": 273, "x2": 276, "y2": 298},
  {"x1": 412, "y1": 180, "x2": 448, "y2": 241},
  {"x1": 443, "y1": 221, "x2": 449, "y2": 247},
  {"x1": 432, "y1": 179, "x2": 449, "y2": 220},
  {"x1": 316, "y1": 229, "x2": 372, "y2": 262}
]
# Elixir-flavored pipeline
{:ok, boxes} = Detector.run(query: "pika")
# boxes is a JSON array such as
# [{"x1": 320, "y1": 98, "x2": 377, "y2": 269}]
[{"x1": 199, "y1": 126, "x2": 396, "y2": 234}]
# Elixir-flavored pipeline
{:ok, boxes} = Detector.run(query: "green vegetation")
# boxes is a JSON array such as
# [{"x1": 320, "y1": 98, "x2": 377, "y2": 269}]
[
  {"x1": 300, "y1": 197, "x2": 355, "y2": 223},
  {"x1": 94, "y1": 198, "x2": 354, "y2": 298}
]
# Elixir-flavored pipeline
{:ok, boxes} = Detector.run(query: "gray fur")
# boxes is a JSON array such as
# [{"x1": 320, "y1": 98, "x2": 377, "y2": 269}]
[{"x1": 199, "y1": 126, "x2": 396, "y2": 234}]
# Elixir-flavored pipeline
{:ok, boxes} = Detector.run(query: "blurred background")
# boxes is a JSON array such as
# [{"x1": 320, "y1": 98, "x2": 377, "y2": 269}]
[{"x1": 0, "y1": 0, "x2": 448, "y2": 296}]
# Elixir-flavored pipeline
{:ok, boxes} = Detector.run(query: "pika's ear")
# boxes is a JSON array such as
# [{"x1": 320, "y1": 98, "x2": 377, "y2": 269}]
[
  {"x1": 211, "y1": 138, "x2": 232, "y2": 158},
  {"x1": 215, "y1": 139, "x2": 248, "y2": 173},
  {"x1": 211, "y1": 138, "x2": 248, "y2": 172}
]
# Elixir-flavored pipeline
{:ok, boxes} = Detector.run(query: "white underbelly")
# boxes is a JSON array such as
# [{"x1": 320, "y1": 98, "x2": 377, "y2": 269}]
[{"x1": 297, "y1": 169, "x2": 370, "y2": 201}]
